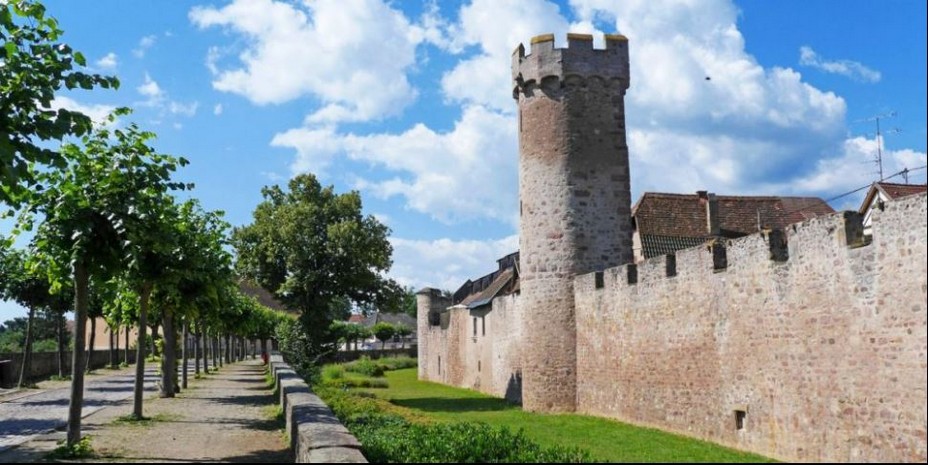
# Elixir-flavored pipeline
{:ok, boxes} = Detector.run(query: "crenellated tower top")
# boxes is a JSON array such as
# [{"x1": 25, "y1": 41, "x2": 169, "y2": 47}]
[{"x1": 512, "y1": 33, "x2": 630, "y2": 99}]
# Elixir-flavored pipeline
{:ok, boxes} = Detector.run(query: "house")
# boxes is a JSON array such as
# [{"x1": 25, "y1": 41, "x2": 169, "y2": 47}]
[
  {"x1": 859, "y1": 181, "x2": 927, "y2": 236},
  {"x1": 349, "y1": 311, "x2": 418, "y2": 350},
  {"x1": 632, "y1": 191, "x2": 834, "y2": 262}
]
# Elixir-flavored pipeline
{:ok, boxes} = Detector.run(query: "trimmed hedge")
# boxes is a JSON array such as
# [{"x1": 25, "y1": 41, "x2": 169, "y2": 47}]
[{"x1": 316, "y1": 386, "x2": 593, "y2": 463}]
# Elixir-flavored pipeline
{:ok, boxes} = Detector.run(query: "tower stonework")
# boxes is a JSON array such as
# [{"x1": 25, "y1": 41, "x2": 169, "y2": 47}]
[{"x1": 513, "y1": 33, "x2": 634, "y2": 412}]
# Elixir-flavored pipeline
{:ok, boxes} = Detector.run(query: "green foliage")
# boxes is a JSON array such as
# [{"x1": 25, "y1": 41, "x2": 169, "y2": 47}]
[
  {"x1": 233, "y1": 173, "x2": 404, "y2": 356},
  {"x1": 0, "y1": 0, "x2": 119, "y2": 207},
  {"x1": 47, "y1": 435, "x2": 94, "y2": 459},
  {"x1": 316, "y1": 386, "x2": 590, "y2": 463},
  {"x1": 365, "y1": 369, "x2": 774, "y2": 463},
  {"x1": 112, "y1": 412, "x2": 179, "y2": 425},
  {"x1": 374, "y1": 356, "x2": 417, "y2": 371},
  {"x1": 322, "y1": 364, "x2": 345, "y2": 380},
  {"x1": 345, "y1": 356, "x2": 385, "y2": 377},
  {"x1": 372, "y1": 322, "x2": 396, "y2": 348}
]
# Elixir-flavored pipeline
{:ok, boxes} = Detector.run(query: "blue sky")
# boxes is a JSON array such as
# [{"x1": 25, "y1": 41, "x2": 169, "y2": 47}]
[{"x1": 2, "y1": 0, "x2": 926, "y2": 321}]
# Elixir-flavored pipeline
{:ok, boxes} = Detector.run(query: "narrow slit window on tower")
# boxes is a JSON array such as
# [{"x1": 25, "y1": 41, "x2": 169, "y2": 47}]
[
  {"x1": 482, "y1": 316, "x2": 486, "y2": 336},
  {"x1": 665, "y1": 253, "x2": 677, "y2": 277},
  {"x1": 627, "y1": 264, "x2": 638, "y2": 285},
  {"x1": 438, "y1": 356, "x2": 441, "y2": 375},
  {"x1": 595, "y1": 271, "x2": 605, "y2": 289},
  {"x1": 735, "y1": 409, "x2": 747, "y2": 430},
  {"x1": 478, "y1": 361, "x2": 482, "y2": 372},
  {"x1": 712, "y1": 242, "x2": 728, "y2": 272},
  {"x1": 473, "y1": 317, "x2": 478, "y2": 337}
]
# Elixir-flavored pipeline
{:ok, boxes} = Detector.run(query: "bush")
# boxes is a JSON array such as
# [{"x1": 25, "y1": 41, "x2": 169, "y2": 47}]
[
  {"x1": 315, "y1": 386, "x2": 593, "y2": 463},
  {"x1": 322, "y1": 364, "x2": 346, "y2": 381},
  {"x1": 345, "y1": 356, "x2": 384, "y2": 377},
  {"x1": 376, "y1": 356, "x2": 417, "y2": 371},
  {"x1": 321, "y1": 377, "x2": 389, "y2": 389}
]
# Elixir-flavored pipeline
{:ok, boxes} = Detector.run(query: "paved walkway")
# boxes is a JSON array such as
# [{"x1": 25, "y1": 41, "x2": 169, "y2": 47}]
[
  {"x1": 0, "y1": 359, "x2": 291, "y2": 462},
  {"x1": 0, "y1": 366, "x2": 158, "y2": 453}
]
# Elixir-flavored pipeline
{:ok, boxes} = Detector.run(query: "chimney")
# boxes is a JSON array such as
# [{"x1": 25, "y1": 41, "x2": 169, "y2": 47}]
[{"x1": 704, "y1": 192, "x2": 720, "y2": 236}]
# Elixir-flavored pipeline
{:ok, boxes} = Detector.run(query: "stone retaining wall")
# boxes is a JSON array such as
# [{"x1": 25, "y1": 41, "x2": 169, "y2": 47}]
[{"x1": 268, "y1": 353, "x2": 367, "y2": 463}]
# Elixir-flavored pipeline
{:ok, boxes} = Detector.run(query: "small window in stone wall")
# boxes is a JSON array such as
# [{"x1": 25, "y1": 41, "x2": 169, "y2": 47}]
[
  {"x1": 735, "y1": 409, "x2": 747, "y2": 430},
  {"x1": 438, "y1": 356, "x2": 441, "y2": 375},
  {"x1": 473, "y1": 317, "x2": 478, "y2": 336},
  {"x1": 428, "y1": 311, "x2": 441, "y2": 326},
  {"x1": 482, "y1": 316, "x2": 486, "y2": 336},
  {"x1": 595, "y1": 271, "x2": 605, "y2": 289},
  {"x1": 478, "y1": 361, "x2": 482, "y2": 372},
  {"x1": 665, "y1": 253, "x2": 677, "y2": 277}
]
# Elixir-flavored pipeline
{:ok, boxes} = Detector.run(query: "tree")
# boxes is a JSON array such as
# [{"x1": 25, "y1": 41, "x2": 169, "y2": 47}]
[
  {"x1": 0, "y1": 245, "x2": 58, "y2": 386},
  {"x1": 0, "y1": 0, "x2": 118, "y2": 206},
  {"x1": 18, "y1": 111, "x2": 190, "y2": 444},
  {"x1": 233, "y1": 174, "x2": 402, "y2": 365},
  {"x1": 372, "y1": 322, "x2": 396, "y2": 350},
  {"x1": 395, "y1": 324, "x2": 412, "y2": 349}
]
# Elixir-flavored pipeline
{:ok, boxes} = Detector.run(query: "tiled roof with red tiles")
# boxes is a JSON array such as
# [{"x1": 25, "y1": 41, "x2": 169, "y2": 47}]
[
  {"x1": 876, "y1": 182, "x2": 927, "y2": 200},
  {"x1": 633, "y1": 192, "x2": 834, "y2": 240}
]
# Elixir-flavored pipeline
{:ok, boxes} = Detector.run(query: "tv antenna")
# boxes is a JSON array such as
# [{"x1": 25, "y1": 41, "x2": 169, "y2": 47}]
[{"x1": 859, "y1": 111, "x2": 901, "y2": 181}]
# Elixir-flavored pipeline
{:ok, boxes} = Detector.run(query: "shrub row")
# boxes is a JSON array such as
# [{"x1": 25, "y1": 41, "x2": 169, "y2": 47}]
[
  {"x1": 315, "y1": 386, "x2": 593, "y2": 463},
  {"x1": 342, "y1": 356, "x2": 417, "y2": 377}
]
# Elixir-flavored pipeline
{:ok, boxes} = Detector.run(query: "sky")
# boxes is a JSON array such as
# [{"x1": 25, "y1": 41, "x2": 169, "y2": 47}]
[{"x1": 2, "y1": 0, "x2": 927, "y2": 321}]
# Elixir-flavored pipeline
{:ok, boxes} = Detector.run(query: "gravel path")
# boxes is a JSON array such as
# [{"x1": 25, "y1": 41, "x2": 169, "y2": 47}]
[
  {"x1": 84, "y1": 359, "x2": 290, "y2": 462},
  {"x1": 0, "y1": 366, "x2": 158, "y2": 453}
]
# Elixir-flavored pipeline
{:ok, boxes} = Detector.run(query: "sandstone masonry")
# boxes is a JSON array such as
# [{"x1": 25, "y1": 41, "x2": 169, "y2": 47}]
[{"x1": 416, "y1": 33, "x2": 927, "y2": 462}]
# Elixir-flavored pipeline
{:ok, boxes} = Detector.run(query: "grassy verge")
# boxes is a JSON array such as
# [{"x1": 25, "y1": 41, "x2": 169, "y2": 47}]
[{"x1": 319, "y1": 363, "x2": 773, "y2": 463}]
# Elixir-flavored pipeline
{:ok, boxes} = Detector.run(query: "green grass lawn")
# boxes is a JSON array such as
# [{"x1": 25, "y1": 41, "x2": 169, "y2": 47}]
[{"x1": 363, "y1": 368, "x2": 772, "y2": 463}]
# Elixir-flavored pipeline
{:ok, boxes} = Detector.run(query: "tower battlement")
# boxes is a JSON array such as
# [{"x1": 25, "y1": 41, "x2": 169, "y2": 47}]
[{"x1": 512, "y1": 33, "x2": 629, "y2": 99}]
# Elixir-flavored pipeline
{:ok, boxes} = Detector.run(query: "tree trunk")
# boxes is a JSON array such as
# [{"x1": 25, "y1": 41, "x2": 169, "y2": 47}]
[
  {"x1": 109, "y1": 323, "x2": 117, "y2": 369},
  {"x1": 201, "y1": 322, "x2": 208, "y2": 374},
  {"x1": 124, "y1": 325, "x2": 130, "y2": 366},
  {"x1": 17, "y1": 306, "x2": 36, "y2": 388},
  {"x1": 66, "y1": 261, "x2": 89, "y2": 447},
  {"x1": 160, "y1": 306, "x2": 176, "y2": 398},
  {"x1": 86, "y1": 316, "x2": 96, "y2": 373},
  {"x1": 149, "y1": 323, "x2": 160, "y2": 357},
  {"x1": 224, "y1": 334, "x2": 230, "y2": 364},
  {"x1": 182, "y1": 320, "x2": 189, "y2": 389},
  {"x1": 252, "y1": 338, "x2": 257, "y2": 359},
  {"x1": 214, "y1": 335, "x2": 221, "y2": 368},
  {"x1": 57, "y1": 312, "x2": 67, "y2": 378},
  {"x1": 133, "y1": 283, "x2": 152, "y2": 419}
]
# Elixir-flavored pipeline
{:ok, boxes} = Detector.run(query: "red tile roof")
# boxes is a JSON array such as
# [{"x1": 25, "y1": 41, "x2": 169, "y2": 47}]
[
  {"x1": 876, "y1": 182, "x2": 927, "y2": 200},
  {"x1": 633, "y1": 192, "x2": 834, "y2": 239}
]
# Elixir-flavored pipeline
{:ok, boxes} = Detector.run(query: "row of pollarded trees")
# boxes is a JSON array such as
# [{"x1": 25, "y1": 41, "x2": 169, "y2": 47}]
[{"x1": 0, "y1": 0, "x2": 289, "y2": 447}]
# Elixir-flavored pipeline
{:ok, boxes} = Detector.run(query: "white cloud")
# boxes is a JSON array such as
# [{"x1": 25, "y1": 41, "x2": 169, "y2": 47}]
[
  {"x1": 441, "y1": 0, "x2": 571, "y2": 112},
  {"x1": 226, "y1": 0, "x2": 919, "y2": 228},
  {"x1": 137, "y1": 73, "x2": 164, "y2": 104},
  {"x1": 213, "y1": 103, "x2": 223, "y2": 115},
  {"x1": 136, "y1": 73, "x2": 199, "y2": 118},
  {"x1": 788, "y1": 136, "x2": 927, "y2": 207},
  {"x1": 49, "y1": 96, "x2": 117, "y2": 127},
  {"x1": 559, "y1": 0, "x2": 848, "y2": 196},
  {"x1": 133, "y1": 34, "x2": 157, "y2": 58},
  {"x1": 799, "y1": 46, "x2": 881, "y2": 83},
  {"x1": 272, "y1": 105, "x2": 518, "y2": 224},
  {"x1": 190, "y1": 0, "x2": 430, "y2": 123},
  {"x1": 388, "y1": 235, "x2": 519, "y2": 291},
  {"x1": 95, "y1": 52, "x2": 118, "y2": 71}
]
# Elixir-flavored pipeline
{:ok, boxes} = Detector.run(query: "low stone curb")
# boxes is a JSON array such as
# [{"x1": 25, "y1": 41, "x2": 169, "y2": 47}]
[{"x1": 269, "y1": 353, "x2": 367, "y2": 463}]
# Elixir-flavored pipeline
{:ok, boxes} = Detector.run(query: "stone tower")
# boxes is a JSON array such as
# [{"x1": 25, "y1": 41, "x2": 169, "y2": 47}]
[{"x1": 512, "y1": 33, "x2": 633, "y2": 412}]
